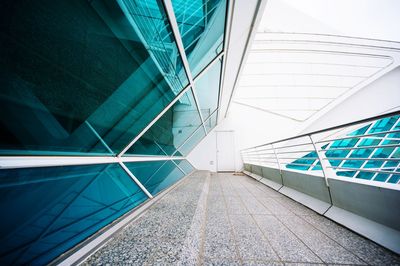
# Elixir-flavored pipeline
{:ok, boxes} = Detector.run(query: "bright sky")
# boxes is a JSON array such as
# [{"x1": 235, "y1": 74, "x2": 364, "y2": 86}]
[{"x1": 259, "y1": 0, "x2": 400, "y2": 42}]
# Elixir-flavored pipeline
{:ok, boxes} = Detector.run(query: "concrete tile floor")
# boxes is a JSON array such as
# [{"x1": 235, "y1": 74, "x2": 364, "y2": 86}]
[{"x1": 83, "y1": 171, "x2": 400, "y2": 265}]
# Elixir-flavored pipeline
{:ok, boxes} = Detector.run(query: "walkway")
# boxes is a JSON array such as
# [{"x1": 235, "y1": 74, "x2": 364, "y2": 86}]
[{"x1": 83, "y1": 171, "x2": 400, "y2": 265}]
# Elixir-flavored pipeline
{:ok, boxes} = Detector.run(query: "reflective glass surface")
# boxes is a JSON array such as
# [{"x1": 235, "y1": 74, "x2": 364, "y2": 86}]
[
  {"x1": 195, "y1": 59, "x2": 222, "y2": 120},
  {"x1": 0, "y1": 0, "x2": 187, "y2": 155},
  {"x1": 172, "y1": 0, "x2": 227, "y2": 76},
  {"x1": 126, "y1": 90, "x2": 202, "y2": 155},
  {"x1": 176, "y1": 124, "x2": 206, "y2": 156},
  {"x1": 205, "y1": 111, "x2": 218, "y2": 133},
  {"x1": 0, "y1": 163, "x2": 147, "y2": 265},
  {"x1": 174, "y1": 159, "x2": 195, "y2": 174},
  {"x1": 124, "y1": 160, "x2": 189, "y2": 196}
]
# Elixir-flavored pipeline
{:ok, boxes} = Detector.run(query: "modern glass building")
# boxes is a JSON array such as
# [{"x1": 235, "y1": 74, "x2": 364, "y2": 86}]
[
  {"x1": 1, "y1": 0, "x2": 400, "y2": 265},
  {"x1": 0, "y1": 0, "x2": 227, "y2": 264}
]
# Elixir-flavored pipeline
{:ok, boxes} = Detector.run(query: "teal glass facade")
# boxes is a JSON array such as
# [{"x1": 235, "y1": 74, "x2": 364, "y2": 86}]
[
  {"x1": 287, "y1": 115, "x2": 400, "y2": 184},
  {"x1": 0, "y1": 164, "x2": 148, "y2": 265},
  {"x1": 0, "y1": 0, "x2": 227, "y2": 264}
]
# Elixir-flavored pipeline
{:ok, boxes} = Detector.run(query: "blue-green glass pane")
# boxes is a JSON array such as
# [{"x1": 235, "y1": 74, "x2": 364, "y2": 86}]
[
  {"x1": 358, "y1": 137, "x2": 381, "y2": 147},
  {"x1": 336, "y1": 171, "x2": 356, "y2": 177},
  {"x1": 369, "y1": 116, "x2": 398, "y2": 133},
  {"x1": 392, "y1": 148, "x2": 400, "y2": 158},
  {"x1": 174, "y1": 159, "x2": 195, "y2": 174},
  {"x1": 372, "y1": 147, "x2": 395, "y2": 158},
  {"x1": 388, "y1": 174, "x2": 400, "y2": 184},
  {"x1": 178, "y1": 125, "x2": 206, "y2": 156},
  {"x1": 286, "y1": 165, "x2": 311, "y2": 171},
  {"x1": 287, "y1": 150, "x2": 318, "y2": 170},
  {"x1": 342, "y1": 148, "x2": 373, "y2": 168},
  {"x1": 172, "y1": 0, "x2": 227, "y2": 76},
  {"x1": 330, "y1": 138, "x2": 359, "y2": 148},
  {"x1": 0, "y1": 163, "x2": 147, "y2": 265},
  {"x1": 326, "y1": 150, "x2": 350, "y2": 166},
  {"x1": 355, "y1": 171, "x2": 374, "y2": 180},
  {"x1": 374, "y1": 173, "x2": 390, "y2": 182},
  {"x1": 126, "y1": 90, "x2": 202, "y2": 155},
  {"x1": 364, "y1": 160, "x2": 384, "y2": 168},
  {"x1": 0, "y1": 0, "x2": 187, "y2": 155},
  {"x1": 125, "y1": 160, "x2": 187, "y2": 195},
  {"x1": 195, "y1": 59, "x2": 222, "y2": 120},
  {"x1": 312, "y1": 162, "x2": 322, "y2": 170},
  {"x1": 384, "y1": 161, "x2": 399, "y2": 168},
  {"x1": 205, "y1": 111, "x2": 218, "y2": 133}
]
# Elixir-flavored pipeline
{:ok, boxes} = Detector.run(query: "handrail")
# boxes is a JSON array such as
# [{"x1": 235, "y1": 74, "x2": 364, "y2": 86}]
[
  {"x1": 242, "y1": 110, "x2": 400, "y2": 186},
  {"x1": 241, "y1": 110, "x2": 400, "y2": 151}
]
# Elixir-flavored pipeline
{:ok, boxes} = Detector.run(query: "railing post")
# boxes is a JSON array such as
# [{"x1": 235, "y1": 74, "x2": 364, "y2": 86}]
[
  {"x1": 271, "y1": 144, "x2": 282, "y2": 175},
  {"x1": 309, "y1": 134, "x2": 333, "y2": 187},
  {"x1": 272, "y1": 143, "x2": 284, "y2": 186}
]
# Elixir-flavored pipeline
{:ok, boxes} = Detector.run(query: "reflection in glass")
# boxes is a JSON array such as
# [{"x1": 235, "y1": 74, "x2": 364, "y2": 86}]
[
  {"x1": 0, "y1": 163, "x2": 147, "y2": 265},
  {"x1": 172, "y1": 0, "x2": 227, "y2": 76},
  {"x1": 176, "y1": 124, "x2": 206, "y2": 156},
  {"x1": 125, "y1": 160, "x2": 189, "y2": 195},
  {"x1": 204, "y1": 111, "x2": 218, "y2": 133},
  {"x1": 126, "y1": 90, "x2": 202, "y2": 155},
  {"x1": 195, "y1": 59, "x2": 222, "y2": 121},
  {"x1": 174, "y1": 159, "x2": 195, "y2": 174},
  {"x1": 0, "y1": 0, "x2": 187, "y2": 155}
]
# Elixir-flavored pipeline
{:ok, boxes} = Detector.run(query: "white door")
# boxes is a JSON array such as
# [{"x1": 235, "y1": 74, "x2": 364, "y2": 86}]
[{"x1": 216, "y1": 130, "x2": 235, "y2": 172}]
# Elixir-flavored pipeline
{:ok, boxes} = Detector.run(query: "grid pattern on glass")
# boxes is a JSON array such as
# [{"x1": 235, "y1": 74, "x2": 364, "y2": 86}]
[
  {"x1": 171, "y1": 0, "x2": 227, "y2": 76},
  {"x1": 0, "y1": 0, "x2": 188, "y2": 155},
  {"x1": 0, "y1": 163, "x2": 148, "y2": 265},
  {"x1": 286, "y1": 115, "x2": 400, "y2": 184}
]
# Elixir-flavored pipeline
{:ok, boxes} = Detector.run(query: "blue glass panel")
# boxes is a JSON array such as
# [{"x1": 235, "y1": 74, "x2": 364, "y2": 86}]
[
  {"x1": 369, "y1": 116, "x2": 398, "y2": 133},
  {"x1": 0, "y1": 0, "x2": 187, "y2": 155},
  {"x1": 195, "y1": 59, "x2": 222, "y2": 120},
  {"x1": 358, "y1": 137, "x2": 381, "y2": 147},
  {"x1": 125, "y1": 160, "x2": 188, "y2": 195},
  {"x1": 355, "y1": 172, "x2": 374, "y2": 180},
  {"x1": 388, "y1": 174, "x2": 400, "y2": 184},
  {"x1": 326, "y1": 150, "x2": 351, "y2": 166},
  {"x1": 330, "y1": 138, "x2": 359, "y2": 148},
  {"x1": 383, "y1": 132, "x2": 400, "y2": 145},
  {"x1": 374, "y1": 173, "x2": 390, "y2": 182},
  {"x1": 312, "y1": 162, "x2": 322, "y2": 170},
  {"x1": 287, "y1": 150, "x2": 318, "y2": 170},
  {"x1": 172, "y1": 0, "x2": 227, "y2": 76},
  {"x1": 0, "y1": 164, "x2": 147, "y2": 265},
  {"x1": 286, "y1": 164, "x2": 311, "y2": 171},
  {"x1": 205, "y1": 111, "x2": 218, "y2": 133},
  {"x1": 177, "y1": 124, "x2": 206, "y2": 156},
  {"x1": 174, "y1": 159, "x2": 195, "y2": 174},
  {"x1": 126, "y1": 90, "x2": 202, "y2": 155},
  {"x1": 342, "y1": 148, "x2": 373, "y2": 168},
  {"x1": 336, "y1": 171, "x2": 356, "y2": 177}
]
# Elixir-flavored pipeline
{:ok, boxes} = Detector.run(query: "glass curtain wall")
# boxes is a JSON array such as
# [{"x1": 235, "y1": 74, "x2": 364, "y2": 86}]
[{"x1": 0, "y1": 0, "x2": 227, "y2": 264}]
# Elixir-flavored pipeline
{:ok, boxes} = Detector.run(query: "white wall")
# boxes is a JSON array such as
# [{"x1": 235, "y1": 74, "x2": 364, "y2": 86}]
[
  {"x1": 187, "y1": 102, "x2": 304, "y2": 171},
  {"x1": 301, "y1": 66, "x2": 400, "y2": 133}
]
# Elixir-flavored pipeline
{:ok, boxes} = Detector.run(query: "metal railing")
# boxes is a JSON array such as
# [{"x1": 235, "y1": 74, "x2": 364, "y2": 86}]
[{"x1": 241, "y1": 110, "x2": 400, "y2": 186}]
